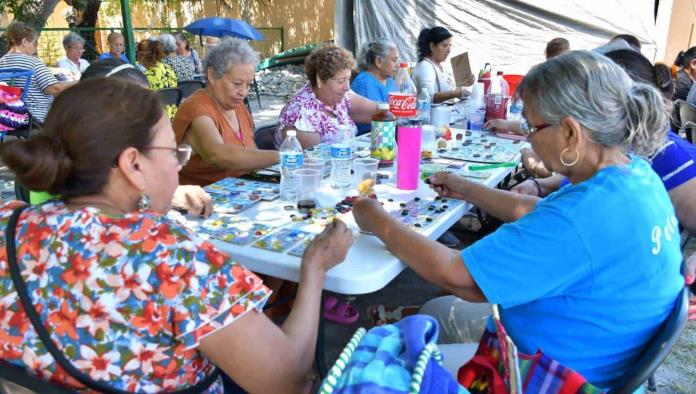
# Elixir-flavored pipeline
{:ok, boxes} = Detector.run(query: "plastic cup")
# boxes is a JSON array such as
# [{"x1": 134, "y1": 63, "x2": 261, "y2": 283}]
[
  {"x1": 295, "y1": 168, "x2": 321, "y2": 212},
  {"x1": 469, "y1": 108, "x2": 486, "y2": 131},
  {"x1": 352, "y1": 158, "x2": 379, "y2": 189},
  {"x1": 421, "y1": 125, "x2": 436, "y2": 157},
  {"x1": 303, "y1": 157, "x2": 326, "y2": 180}
]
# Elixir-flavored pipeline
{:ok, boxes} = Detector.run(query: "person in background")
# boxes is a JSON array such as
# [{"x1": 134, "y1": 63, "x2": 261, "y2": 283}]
[
  {"x1": 56, "y1": 32, "x2": 90, "y2": 81},
  {"x1": 137, "y1": 39, "x2": 178, "y2": 117},
  {"x1": 0, "y1": 77, "x2": 353, "y2": 393},
  {"x1": 674, "y1": 46, "x2": 696, "y2": 102},
  {"x1": 174, "y1": 37, "x2": 278, "y2": 187},
  {"x1": 411, "y1": 26, "x2": 475, "y2": 103},
  {"x1": 544, "y1": 37, "x2": 570, "y2": 59},
  {"x1": 353, "y1": 50, "x2": 683, "y2": 387},
  {"x1": 276, "y1": 44, "x2": 377, "y2": 148},
  {"x1": 174, "y1": 32, "x2": 203, "y2": 75},
  {"x1": 98, "y1": 32, "x2": 129, "y2": 63},
  {"x1": 350, "y1": 38, "x2": 399, "y2": 136},
  {"x1": 159, "y1": 33, "x2": 195, "y2": 82},
  {"x1": 611, "y1": 34, "x2": 641, "y2": 51},
  {"x1": 0, "y1": 21, "x2": 76, "y2": 123}
]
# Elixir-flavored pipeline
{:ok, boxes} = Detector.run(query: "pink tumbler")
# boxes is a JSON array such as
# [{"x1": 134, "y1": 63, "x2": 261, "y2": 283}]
[{"x1": 397, "y1": 123, "x2": 422, "y2": 190}]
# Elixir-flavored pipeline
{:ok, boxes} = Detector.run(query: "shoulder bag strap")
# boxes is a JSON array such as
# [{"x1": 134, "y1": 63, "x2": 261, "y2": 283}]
[{"x1": 6, "y1": 204, "x2": 219, "y2": 394}]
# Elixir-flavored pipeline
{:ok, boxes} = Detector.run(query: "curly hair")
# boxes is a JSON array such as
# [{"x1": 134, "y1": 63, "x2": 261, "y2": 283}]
[
  {"x1": 305, "y1": 45, "x2": 356, "y2": 87},
  {"x1": 7, "y1": 21, "x2": 37, "y2": 47},
  {"x1": 137, "y1": 39, "x2": 164, "y2": 69}
]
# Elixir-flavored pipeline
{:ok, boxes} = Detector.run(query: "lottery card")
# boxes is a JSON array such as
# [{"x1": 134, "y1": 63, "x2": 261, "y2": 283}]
[
  {"x1": 205, "y1": 178, "x2": 280, "y2": 200},
  {"x1": 252, "y1": 227, "x2": 313, "y2": 253},
  {"x1": 287, "y1": 237, "x2": 314, "y2": 257},
  {"x1": 199, "y1": 218, "x2": 273, "y2": 245}
]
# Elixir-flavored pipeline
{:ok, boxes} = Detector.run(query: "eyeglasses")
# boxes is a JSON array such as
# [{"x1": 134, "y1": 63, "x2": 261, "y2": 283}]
[
  {"x1": 143, "y1": 144, "x2": 192, "y2": 166},
  {"x1": 69, "y1": 46, "x2": 85, "y2": 52},
  {"x1": 330, "y1": 76, "x2": 350, "y2": 85},
  {"x1": 520, "y1": 118, "x2": 552, "y2": 136}
]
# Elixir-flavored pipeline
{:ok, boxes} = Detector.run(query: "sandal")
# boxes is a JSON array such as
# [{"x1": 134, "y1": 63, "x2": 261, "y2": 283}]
[
  {"x1": 323, "y1": 296, "x2": 359, "y2": 325},
  {"x1": 366, "y1": 304, "x2": 421, "y2": 327}
]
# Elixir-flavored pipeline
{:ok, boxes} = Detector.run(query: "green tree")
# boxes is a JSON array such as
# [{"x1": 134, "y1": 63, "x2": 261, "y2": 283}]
[{"x1": 0, "y1": 0, "x2": 62, "y2": 56}]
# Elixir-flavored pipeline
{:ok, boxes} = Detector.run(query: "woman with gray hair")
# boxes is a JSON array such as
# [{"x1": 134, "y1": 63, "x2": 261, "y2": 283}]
[
  {"x1": 56, "y1": 32, "x2": 90, "y2": 81},
  {"x1": 350, "y1": 38, "x2": 399, "y2": 134},
  {"x1": 352, "y1": 50, "x2": 683, "y2": 387},
  {"x1": 159, "y1": 33, "x2": 194, "y2": 81},
  {"x1": 173, "y1": 37, "x2": 278, "y2": 186}
]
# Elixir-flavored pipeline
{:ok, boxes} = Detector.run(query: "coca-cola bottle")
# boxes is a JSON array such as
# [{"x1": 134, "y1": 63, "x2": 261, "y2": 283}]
[{"x1": 388, "y1": 63, "x2": 417, "y2": 118}]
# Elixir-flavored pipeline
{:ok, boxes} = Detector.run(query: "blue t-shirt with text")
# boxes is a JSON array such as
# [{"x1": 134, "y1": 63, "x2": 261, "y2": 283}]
[{"x1": 462, "y1": 157, "x2": 683, "y2": 387}]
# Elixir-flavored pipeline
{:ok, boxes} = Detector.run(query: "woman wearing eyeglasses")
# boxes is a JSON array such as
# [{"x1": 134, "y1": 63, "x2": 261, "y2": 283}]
[
  {"x1": 352, "y1": 51, "x2": 683, "y2": 387},
  {"x1": 56, "y1": 33, "x2": 90, "y2": 81},
  {"x1": 275, "y1": 44, "x2": 377, "y2": 148},
  {"x1": 0, "y1": 78, "x2": 353, "y2": 393}
]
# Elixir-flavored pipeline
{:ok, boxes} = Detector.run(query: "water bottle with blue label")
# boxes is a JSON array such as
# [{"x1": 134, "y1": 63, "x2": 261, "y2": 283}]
[
  {"x1": 279, "y1": 130, "x2": 304, "y2": 201},
  {"x1": 417, "y1": 86, "x2": 432, "y2": 124},
  {"x1": 330, "y1": 125, "x2": 353, "y2": 190}
]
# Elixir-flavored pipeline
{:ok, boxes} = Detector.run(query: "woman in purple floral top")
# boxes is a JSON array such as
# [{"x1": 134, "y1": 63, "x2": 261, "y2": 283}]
[
  {"x1": 0, "y1": 78, "x2": 352, "y2": 393},
  {"x1": 276, "y1": 45, "x2": 378, "y2": 148}
]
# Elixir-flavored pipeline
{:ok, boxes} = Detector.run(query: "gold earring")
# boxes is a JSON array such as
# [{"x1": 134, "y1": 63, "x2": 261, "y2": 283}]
[{"x1": 560, "y1": 148, "x2": 579, "y2": 166}]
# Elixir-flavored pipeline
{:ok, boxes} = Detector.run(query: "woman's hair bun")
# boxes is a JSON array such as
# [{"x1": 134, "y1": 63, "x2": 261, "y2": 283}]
[{"x1": 0, "y1": 134, "x2": 72, "y2": 194}]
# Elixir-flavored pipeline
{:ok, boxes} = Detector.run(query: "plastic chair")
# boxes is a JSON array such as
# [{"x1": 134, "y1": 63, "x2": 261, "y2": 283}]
[
  {"x1": 177, "y1": 79, "x2": 205, "y2": 101},
  {"x1": 0, "y1": 68, "x2": 38, "y2": 142},
  {"x1": 254, "y1": 122, "x2": 279, "y2": 150},
  {"x1": 675, "y1": 99, "x2": 696, "y2": 143},
  {"x1": 157, "y1": 87, "x2": 183, "y2": 108},
  {"x1": 502, "y1": 74, "x2": 524, "y2": 97},
  {"x1": 607, "y1": 285, "x2": 689, "y2": 394}
]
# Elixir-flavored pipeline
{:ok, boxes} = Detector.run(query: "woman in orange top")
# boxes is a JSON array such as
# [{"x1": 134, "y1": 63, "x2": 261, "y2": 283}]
[{"x1": 173, "y1": 37, "x2": 278, "y2": 186}]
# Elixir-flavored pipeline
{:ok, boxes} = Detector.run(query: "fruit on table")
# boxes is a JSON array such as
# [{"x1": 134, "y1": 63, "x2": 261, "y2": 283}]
[{"x1": 372, "y1": 146, "x2": 395, "y2": 161}]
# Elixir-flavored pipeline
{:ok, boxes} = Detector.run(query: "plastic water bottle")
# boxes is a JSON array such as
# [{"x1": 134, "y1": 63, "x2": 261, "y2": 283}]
[
  {"x1": 279, "y1": 130, "x2": 304, "y2": 202},
  {"x1": 330, "y1": 125, "x2": 353, "y2": 190},
  {"x1": 417, "y1": 86, "x2": 432, "y2": 124},
  {"x1": 508, "y1": 99, "x2": 523, "y2": 121}
]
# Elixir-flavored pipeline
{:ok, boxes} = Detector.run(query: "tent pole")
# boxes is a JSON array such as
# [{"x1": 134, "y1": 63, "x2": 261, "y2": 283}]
[{"x1": 120, "y1": 0, "x2": 136, "y2": 64}]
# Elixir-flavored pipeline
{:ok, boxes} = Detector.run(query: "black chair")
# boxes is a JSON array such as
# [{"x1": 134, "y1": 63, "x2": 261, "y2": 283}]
[
  {"x1": 157, "y1": 87, "x2": 183, "y2": 108},
  {"x1": 607, "y1": 285, "x2": 689, "y2": 394},
  {"x1": 177, "y1": 79, "x2": 205, "y2": 101},
  {"x1": 675, "y1": 99, "x2": 696, "y2": 144},
  {"x1": 254, "y1": 122, "x2": 279, "y2": 150}
]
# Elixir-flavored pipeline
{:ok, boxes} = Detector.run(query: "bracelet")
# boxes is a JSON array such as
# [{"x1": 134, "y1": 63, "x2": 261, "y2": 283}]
[{"x1": 530, "y1": 177, "x2": 542, "y2": 197}]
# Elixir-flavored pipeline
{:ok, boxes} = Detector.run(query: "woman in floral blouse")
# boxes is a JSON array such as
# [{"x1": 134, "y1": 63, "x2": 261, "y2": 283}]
[
  {"x1": 275, "y1": 44, "x2": 378, "y2": 148},
  {"x1": 159, "y1": 33, "x2": 195, "y2": 82},
  {"x1": 138, "y1": 38, "x2": 178, "y2": 118},
  {"x1": 0, "y1": 78, "x2": 352, "y2": 393}
]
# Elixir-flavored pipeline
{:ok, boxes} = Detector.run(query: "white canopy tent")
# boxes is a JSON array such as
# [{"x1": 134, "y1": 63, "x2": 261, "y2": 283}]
[{"x1": 339, "y1": 0, "x2": 673, "y2": 76}]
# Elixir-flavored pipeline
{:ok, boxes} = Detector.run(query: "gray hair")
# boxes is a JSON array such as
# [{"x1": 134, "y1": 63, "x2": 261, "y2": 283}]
[
  {"x1": 358, "y1": 39, "x2": 397, "y2": 71},
  {"x1": 159, "y1": 33, "x2": 177, "y2": 54},
  {"x1": 62, "y1": 32, "x2": 85, "y2": 50},
  {"x1": 205, "y1": 37, "x2": 258, "y2": 79},
  {"x1": 518, "y1": 50, "x2": 666, "y2": 157}
]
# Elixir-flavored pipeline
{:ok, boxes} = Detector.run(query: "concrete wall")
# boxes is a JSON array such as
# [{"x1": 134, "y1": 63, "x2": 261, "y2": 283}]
[{"x1": 663, "y1": 0, "x2": 696, "y2": 65}]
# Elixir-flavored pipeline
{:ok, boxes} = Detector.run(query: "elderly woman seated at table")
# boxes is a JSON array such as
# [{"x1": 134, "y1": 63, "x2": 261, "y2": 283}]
[
  {"x1": 173, "y1": 37, "x2": 278, "y2": 186},
  {"x1": 350, "y1": 39, "x2": 399, "y2": 135},
  {"x1": 0, "y1": 78, "x2": 353, "y2": 393},
  {"x1": 159, "y1": 33, "x2": 195, "y2": 82},
  {"x1": 276, "y1": 44, "x2": 378, "y2": 148},
  {"x1": 56, "y1": 32, "x2": 90, "y2": 81},
  {"x1": 98, "y1": 32, "x2": 128, "y2": 62},
  {"x1": 352, "y1": 50, "x2": 683, "y2": 388},
  {"x1": 0, "y1": 22, "x2": 76, "y2": 123}
]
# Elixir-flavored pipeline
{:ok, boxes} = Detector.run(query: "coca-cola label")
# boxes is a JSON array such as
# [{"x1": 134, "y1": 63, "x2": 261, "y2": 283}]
[{"x1": 388, "y1": 93, "x2": 417, "y2": 118}]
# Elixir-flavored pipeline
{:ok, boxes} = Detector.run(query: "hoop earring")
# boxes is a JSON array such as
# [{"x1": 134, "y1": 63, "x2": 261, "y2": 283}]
[
  {"x1": 137, "y1": 193, "x2": 152, "y2": 211},
  {"x1": 560, "y1": 148, "x2": 580, "y2": 166}
]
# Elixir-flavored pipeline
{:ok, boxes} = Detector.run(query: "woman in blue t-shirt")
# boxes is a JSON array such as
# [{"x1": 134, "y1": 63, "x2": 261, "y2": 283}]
[
  {"x1": 352, "y1": 51, "x2": 684, "y2": 388},
  {"x1": 350, "y1": 39, "x2": 399, "y2": 135}
]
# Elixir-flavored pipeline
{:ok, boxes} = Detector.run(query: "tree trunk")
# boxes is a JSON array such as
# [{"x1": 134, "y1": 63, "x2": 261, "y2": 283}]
[
  {"x1": 75, "y1": 0, "x2": 102, "y2": 61},
  {"x1": 0, "y1": 0, "x2": 62, "y2": 57}
]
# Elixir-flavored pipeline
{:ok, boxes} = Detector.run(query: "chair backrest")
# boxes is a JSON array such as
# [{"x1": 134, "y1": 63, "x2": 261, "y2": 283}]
[
  {"x1": 607, "y1": 286, "x2": 689, "y2": 394},
  {"x1": 0, "y1": 359, "x2": 75, "y2": 393},
  {"x1": 675, "y1": 99, "x2": 696, "y2": 143},
  {"x1": 177, "y1": 80, "x2": 205, "y2": 101},
  {"x1": 157, "y1": 87, "x2": 182, "y2": 107},
  {"x1": 255, "y1": 122, "x2": 279, "y2": 150},
  {"x1": 0, "y1": 68, "x2": 34, "y2": 102}
]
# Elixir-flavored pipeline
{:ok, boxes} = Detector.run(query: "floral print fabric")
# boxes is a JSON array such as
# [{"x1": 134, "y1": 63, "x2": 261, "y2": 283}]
[
  {"x1": 144, "y1": 61, "x2": 178, "y2": 118},
  {"x1": 0, "y1": 200, "x2": 270, "y2": 393},
  {"x1": 276, "y1": 82, "x2": 355, "y2": 146}
]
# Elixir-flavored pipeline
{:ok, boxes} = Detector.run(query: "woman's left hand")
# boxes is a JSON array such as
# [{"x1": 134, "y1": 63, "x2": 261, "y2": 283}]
[
  {"x1": 172, "y1": 185, "x2": 213, "y2": 217},
  {"x1": 462, "y1": 73, "x2": 476, "y2": 86},
  {"x1": 353, "y1": 197, "x2": 387, "y2": 234}
]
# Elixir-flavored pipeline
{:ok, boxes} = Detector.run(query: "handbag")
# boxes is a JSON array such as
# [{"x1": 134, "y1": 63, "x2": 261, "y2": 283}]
[
  {"x1": 457, "y1": 305, "x2": 604, "y2": 394},
  {"x1": 318, "y1": 314, "x2": 467, "y2": 394},
  {"x1": 0, "y1": 84, "x2": 30, "y2": 132},
  {"x1": 5, "y1": 204, "x2": 220, "y2": 394}
]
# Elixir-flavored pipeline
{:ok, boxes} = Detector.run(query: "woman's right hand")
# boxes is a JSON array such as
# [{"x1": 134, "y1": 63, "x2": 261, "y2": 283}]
[
  {"x1": 302, "y1": 219, "x2": 353, "y2": 272},
  {"x1": 427, "y1": 172, "x2": 467, "y2": 200},
  {"x1": 484, "y1": 119, "x2": 521, "y2": 134}
]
